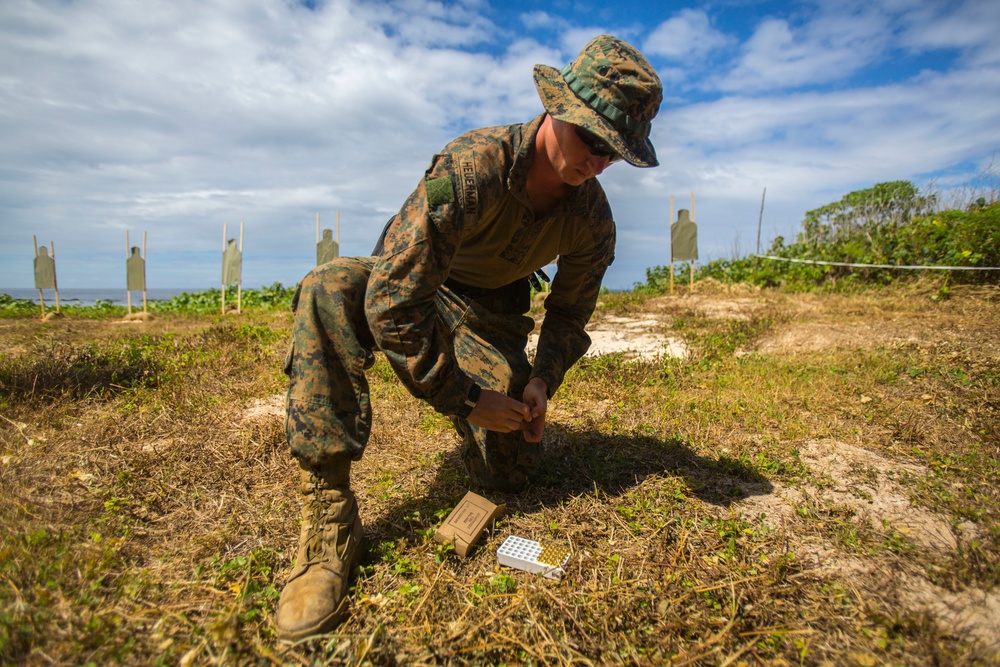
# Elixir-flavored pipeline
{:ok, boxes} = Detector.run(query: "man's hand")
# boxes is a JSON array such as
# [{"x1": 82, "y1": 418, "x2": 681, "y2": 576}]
[
  {"x1": 521, "y1": 377, "x2": 548, "y2": 442},
  {"x1": 467, "y1": 388, "x2": 531, "y2": 433}
]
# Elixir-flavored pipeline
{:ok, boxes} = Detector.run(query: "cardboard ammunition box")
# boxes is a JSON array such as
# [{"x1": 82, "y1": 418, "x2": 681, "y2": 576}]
[{"x1": 434, "y1": 491, "x2": 505, "y2": 557}]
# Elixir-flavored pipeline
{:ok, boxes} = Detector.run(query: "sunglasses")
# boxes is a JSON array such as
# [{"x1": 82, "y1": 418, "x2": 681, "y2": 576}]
[{"x1": 574, "y1": 125, "x2": 622, "y2": 163}]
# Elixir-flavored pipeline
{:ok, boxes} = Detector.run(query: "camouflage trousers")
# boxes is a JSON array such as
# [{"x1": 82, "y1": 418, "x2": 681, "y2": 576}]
[{"x1": 285, "y1": 257, "x2": 540, "y2": 492}]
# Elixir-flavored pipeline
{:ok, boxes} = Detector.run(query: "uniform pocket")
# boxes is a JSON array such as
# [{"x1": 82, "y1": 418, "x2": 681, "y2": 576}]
[{"x1": 436, "y1": 285, "x2": 472, "y2": 334}]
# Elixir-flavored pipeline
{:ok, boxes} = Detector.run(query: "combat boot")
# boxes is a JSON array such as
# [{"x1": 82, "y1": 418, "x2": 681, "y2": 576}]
[{"x1": 276, "y1": 463, "x2": 363, "y2": 641}]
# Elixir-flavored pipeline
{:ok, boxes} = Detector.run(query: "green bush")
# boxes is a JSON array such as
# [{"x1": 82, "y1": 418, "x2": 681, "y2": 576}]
[
  {"x1": 0, "y1": 294, "x2": 37, "y2": 315},
  {"x1": 148, "y1": 282, "x2": 296, "y2": 314},
  {"x1": 640, "y1": 182, "x2": 1000, "y2": 292},
  {"x1": 1, "y1": 282, "x2": 297, "y2": 318}
]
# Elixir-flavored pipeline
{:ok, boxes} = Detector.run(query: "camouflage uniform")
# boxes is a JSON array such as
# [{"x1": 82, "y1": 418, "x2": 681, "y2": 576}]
[
  {"x1": 277, "y1": 33, "x2": 662, "y2": 642},
  {"x1": 286, "y1": 112, "x2": 616, "y2": 491}
]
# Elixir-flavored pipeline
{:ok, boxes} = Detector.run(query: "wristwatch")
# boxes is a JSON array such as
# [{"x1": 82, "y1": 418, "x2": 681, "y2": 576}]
[{"x1": 465, "y1": 383, "x2": 482, "y2": 409}]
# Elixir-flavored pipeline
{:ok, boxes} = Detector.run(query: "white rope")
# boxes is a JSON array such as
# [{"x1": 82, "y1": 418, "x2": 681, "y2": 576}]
[{"x1": 753, "y1": 255, "x2": 1000, "y2": 271}]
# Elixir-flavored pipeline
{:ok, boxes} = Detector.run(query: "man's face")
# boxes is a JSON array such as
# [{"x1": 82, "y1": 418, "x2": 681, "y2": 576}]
[{"x1": 547, "y1": 118, "x2": 619, "y2": 186}]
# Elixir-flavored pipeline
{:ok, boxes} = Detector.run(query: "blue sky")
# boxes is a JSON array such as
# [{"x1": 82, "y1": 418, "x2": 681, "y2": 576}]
[{"x1": 2, "y1": 0, "x2": 998, "y2": 290}]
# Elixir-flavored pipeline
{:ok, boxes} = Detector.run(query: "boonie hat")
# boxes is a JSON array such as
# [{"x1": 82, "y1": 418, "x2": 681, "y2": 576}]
[{"x1": 534, "y1": 35, "x2": 662, "y2": 168}]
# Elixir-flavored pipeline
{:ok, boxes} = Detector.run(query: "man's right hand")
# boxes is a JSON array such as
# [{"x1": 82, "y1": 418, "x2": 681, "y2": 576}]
[{"x1": 466, "y1": 388, "x2": 531, "y2": 433}]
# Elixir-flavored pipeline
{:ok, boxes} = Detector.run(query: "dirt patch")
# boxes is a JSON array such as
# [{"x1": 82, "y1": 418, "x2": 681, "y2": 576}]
[
  {"x1": 737, "y1": 439, "x2": 975, "y2": 553},
  {"x1": 240, "y1": 393, "x2": 285, "y2": 422},
  {"x1": 900, "y1": 575, "x2": 1000, "y2": 659},
  {"x1": 733, "y1": 438, "x2": 995, "y2": 655},
  {"x1": 580, "y1": 314, "x2": 689, "y2": 359},
  {"x1": 643, "y1": 278, "x2": 766, "y2": 321},
  {"x1": 757, "y1": 321, "x2": 905, "y2": 354},
  {"x1": 801, "y1": 439, "x2": 972, "y2": 550},
  {"x1": 646, "y1": 295, "x2": 766, "y2": 321},
  {"x1": 529, "y1": 314, "x2": 689, "y2": 360}
]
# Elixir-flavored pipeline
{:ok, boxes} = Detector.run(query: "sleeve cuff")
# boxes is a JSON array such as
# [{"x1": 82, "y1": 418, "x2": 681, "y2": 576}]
[
  {"x1": 530, "y1": 371, "x2": 557, "y2": 399},
  {"x1": 431, "y1": 375, "x2": 477, "y2": 419}
]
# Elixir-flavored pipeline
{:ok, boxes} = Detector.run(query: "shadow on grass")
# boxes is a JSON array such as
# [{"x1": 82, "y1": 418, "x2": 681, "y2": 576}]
[{"x1": 365, "y1": 422, "x2": 773, "y2": 553}]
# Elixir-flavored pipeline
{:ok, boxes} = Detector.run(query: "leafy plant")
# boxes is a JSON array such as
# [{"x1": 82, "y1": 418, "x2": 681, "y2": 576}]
[{"x1": 640, "y1": 182, "x2": 999, "y2": 292}]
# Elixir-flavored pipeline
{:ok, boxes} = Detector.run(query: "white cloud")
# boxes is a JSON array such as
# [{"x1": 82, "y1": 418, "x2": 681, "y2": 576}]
[
  {"x1": 558, "y1": 28, "x2": 615, "y2": 56},
  {"x1": 370, "y1": 0, "x2": 499, "y2": 47},
  {"x1": 643, "y1": 8, "x2": 729, "y2": 62},
  {"x1": 667, "y1": 65, "x2": 1000, "y2": 194},
  {"x1": 898, "y1": 0, "x2": 1000, "y2": 50},
  {"x1": 519, "y1": 10, "x2": 565, "y2": 31},
  {"x1": 717, "y1": 5, "x2": 891, "y2": 92},
  {"x1": 1, "y1": 0, "x2": 999, "y2": 291}
]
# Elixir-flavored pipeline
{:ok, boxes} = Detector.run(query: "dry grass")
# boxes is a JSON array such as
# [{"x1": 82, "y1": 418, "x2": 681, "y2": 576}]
[{"x1": 1, "y1": 282, "x2": 998, "y2": 666}]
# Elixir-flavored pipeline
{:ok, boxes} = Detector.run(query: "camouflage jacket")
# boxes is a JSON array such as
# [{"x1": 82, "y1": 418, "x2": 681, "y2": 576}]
[{"x1": 367, "y1": 113, "x2": 615, "y2": 417}]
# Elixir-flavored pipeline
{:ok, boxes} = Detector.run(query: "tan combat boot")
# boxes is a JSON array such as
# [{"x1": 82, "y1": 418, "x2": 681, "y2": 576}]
[{"x1": 276, "y1": 464, "x2": 363, "y2": 641}]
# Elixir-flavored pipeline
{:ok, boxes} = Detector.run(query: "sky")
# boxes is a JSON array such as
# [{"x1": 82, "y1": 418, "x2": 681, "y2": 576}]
[{"x1": 2, "y1": 0, "x2": 998, "y2": 290}]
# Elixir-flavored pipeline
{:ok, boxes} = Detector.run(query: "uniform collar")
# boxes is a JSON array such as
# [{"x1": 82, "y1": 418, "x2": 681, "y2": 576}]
[{"x1": 507, "y1": 113, "x2": 545, "y2": 198}]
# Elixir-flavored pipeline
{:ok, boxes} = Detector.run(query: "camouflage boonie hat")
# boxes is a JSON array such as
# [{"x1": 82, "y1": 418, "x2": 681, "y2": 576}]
[{"x1": 534, "y1": 35, "x2": 662, "y2": 168}]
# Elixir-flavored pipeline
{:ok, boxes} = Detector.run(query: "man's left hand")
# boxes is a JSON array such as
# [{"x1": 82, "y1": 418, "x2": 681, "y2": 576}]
[{"x1": 521, "y1": 377, "x2": 548, "y2": 442}]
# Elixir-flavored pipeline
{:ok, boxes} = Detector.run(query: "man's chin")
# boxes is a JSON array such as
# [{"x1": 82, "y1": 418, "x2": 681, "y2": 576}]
[{"x1": 561, "y1": 169, "x2": 591, "y2": 186}]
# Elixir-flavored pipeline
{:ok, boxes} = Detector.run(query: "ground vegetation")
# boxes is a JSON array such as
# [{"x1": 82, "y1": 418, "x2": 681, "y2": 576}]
[{"x1": 1, "y1": 278, "x2": 997, "y2": 665}]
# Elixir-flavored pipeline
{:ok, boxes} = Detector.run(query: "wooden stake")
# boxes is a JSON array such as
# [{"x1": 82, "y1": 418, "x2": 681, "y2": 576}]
[
  {"x1": 690, "y1": 192, "x2": 696, "y2": 293},
  {"x1": 221, "y1": 223, "x2": 227, "y2": 315},
  {"x1": 50, "y1": 241, "x2": 60, "y2": 313},
  {"x1": 669, "y1": 195, "x2": 675, "y2": 296},
  {"x1": 755, "y1": 187, "x2": 766, "y2": 271},
  {"x1": 142, "y1": 230, "x2": 147, "y2": 313},
  {"x1": 126, "y1": 230, "x2": 132, "y2": 315},
  {"x1": 33, "y1": 235, "x2": 44, "y2": 318},
  {"x1": 237, "y1": 221, "x2": 243, "y2": 314}
]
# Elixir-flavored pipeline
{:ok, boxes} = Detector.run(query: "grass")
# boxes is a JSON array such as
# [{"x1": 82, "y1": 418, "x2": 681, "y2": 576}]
[{"x1": 0, "y1": 281, "x2": 998, "y2": 665}]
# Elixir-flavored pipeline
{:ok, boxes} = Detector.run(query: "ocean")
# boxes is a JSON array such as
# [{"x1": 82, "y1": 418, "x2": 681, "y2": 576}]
[{"x1": 1, "y1": 288, "x2": 208, "y2": 307}]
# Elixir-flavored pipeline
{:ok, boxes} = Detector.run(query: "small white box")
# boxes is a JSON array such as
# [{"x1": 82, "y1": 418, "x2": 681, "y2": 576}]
[{"x1": 496, "y1": 535, "x2": 570, "y2": 580}]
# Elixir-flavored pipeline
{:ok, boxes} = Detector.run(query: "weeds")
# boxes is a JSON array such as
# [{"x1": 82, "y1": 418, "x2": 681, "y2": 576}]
[
  {"x1": 0, "y1": 284, "x2": 997, "y2": 665},
  {"x1": 0, "y1": 338, "x2": 161, "y2": 401}
]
